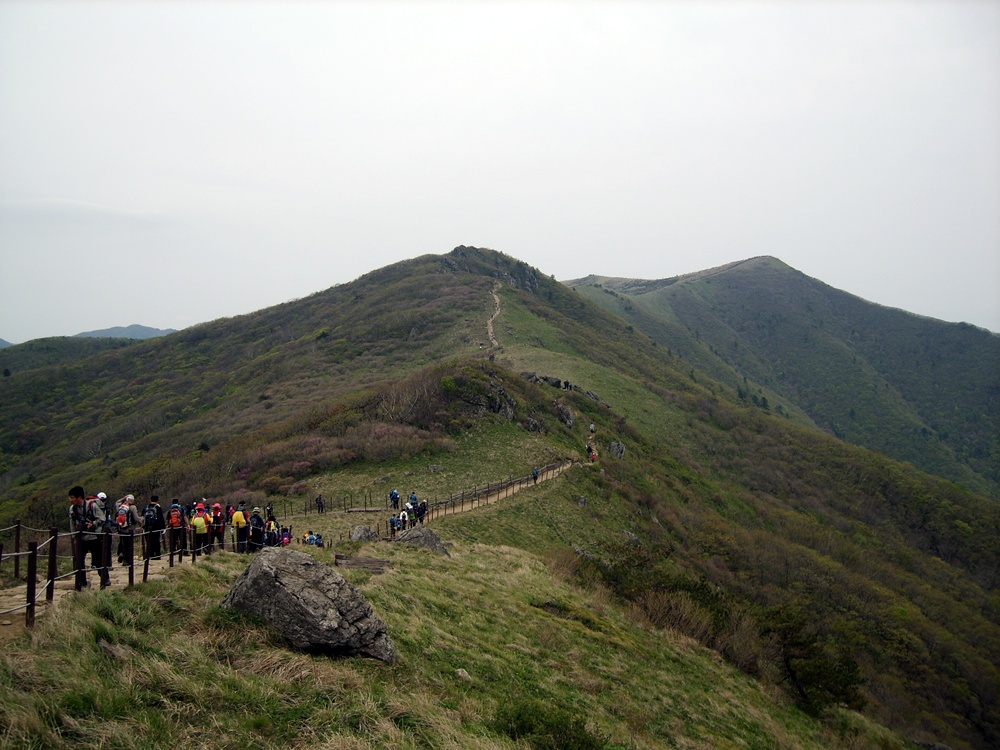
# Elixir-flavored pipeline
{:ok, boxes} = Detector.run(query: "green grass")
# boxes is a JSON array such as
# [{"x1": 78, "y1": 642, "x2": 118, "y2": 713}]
[{"x1": 0, "y1": 536, "x2": 905, "y2": 750}]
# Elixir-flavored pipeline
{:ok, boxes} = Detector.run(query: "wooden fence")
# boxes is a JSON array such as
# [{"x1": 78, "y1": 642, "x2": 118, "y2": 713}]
[
  {"x1": 335, "y1": 460, "x2": 570, "y2": 541},
  {"x1": 0, "y1": 520, "x2": 245, "y2": 629},
  {"x1": 0, "y1": 459, "x2": 571, "y2": 629}
]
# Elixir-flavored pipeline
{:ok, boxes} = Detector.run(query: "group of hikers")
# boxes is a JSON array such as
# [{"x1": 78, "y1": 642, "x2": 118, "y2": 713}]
[
  {"x1": 67, "y1": 486, "x2": 294, "y2": 587},
  {"x1": 387, "y1": 490, "x2": 427, "y2": 537}
]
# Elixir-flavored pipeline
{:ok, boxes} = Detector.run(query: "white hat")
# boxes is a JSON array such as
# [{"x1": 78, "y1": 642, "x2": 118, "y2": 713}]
[{"x1": 97, "y1": 492, "x2": 107, "y2": 500}]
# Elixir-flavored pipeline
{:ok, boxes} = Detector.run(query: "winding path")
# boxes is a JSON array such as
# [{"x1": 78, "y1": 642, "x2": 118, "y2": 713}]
[
  {"x1": 486, "y1": 281, "x2": 501, "y2": 348},
  {"x1": 0, "y1": 457, "x2": 576, "y2": 639}
]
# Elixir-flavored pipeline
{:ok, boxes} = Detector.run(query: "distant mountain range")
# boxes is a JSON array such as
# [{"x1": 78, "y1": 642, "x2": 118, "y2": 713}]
[
  {"x1": 74, "y1": 324, "x2": 178, "y2": 339},
  {"x1": 0, "y1": 325, "x2": 176, "y2": 349}
]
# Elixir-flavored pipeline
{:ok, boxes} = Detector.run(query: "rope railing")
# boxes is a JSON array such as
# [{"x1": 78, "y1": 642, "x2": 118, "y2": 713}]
[
  {"x1": 0, "y1": 522, "x2": 235, "y2": 630},
  {"x1": 0, "y1": 460, "x2": 575, "y2": 629},
  {"x1": 338, "y1": 459, "x2": 573, "y2": 541}
]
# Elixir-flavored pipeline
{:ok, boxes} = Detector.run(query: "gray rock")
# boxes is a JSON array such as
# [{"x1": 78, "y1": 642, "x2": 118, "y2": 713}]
[
  {"x1": 455, "y1": 668, "x2": 473, "y2": 683},
  {"x1": 395, "y1": 526, "x2": 451, "y2": 556},
  {"x1": 98, "y1": 638, "x2": 134, "y2": 659},
  {"x1": 221, "y1": 548, "x2": 395, "y2": 664},
  {"x1": 553, "y1": 402, "x2": 574, "y2": 428},
  {"x1": 350, "y1": 525, "x2": 381, "y2": 542},
  {"x1": 608, "y1": 440, "x2": 626, "y2": 459}
]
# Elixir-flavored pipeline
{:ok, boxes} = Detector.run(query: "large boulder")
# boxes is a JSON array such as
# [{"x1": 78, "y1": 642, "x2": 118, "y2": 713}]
[
  {"x1": 608, "y1": 440, "x2": 626, "y2": 459},
  {"x1": 221, "y1": 548, "x2": 395, "y2": 664},
  {"x1": 395, "y1": 526, "x2": 450, "y2": 556},
  {"x1": 350, "y1": 525, "x2": 381, "y2": 542}
]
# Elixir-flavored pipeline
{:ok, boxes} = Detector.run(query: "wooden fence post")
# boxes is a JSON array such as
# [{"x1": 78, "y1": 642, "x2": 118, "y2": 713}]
[
  {"x1": 73, "y1": 531, "x2": 85, "y2": 591},
  {"x1": 13, "y1": 519, "x2": 21, "y2": 580},
  {"x1": 102, "y1": 528, "x2": 112, "y2": 579},
  {"x1": 25, "y1": 542, "x2": 37, "y2": 628},
  {"x1": 46, "y1": 528, "x2": 58, "y2": 602},
  {"x1": 127, "y1": 528, "x2": 135, "y2": 586}
]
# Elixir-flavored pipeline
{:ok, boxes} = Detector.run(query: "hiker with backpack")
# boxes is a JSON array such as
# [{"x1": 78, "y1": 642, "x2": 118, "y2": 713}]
[
  {"x1": 389, "y1": 489, "x2": 400, "y2": 510},
  {"x1": 115, "y1": 494, "x2": 143, "y2": 565},
  {"x1": 248, "y1": 507, "x2": 266, "y2": 552},
  {"x1": 166, "y1": 501, "x2": 188, "y2": 558},
  {"x1": 189, "y1": 502, "x2": 211, "y2": 556},
  {"x1": 232, "y1": 501, "x2": 249, "y2": 553},
  {"x1": 265, "y1": 514, "x2": 280, "y2": 547},
  {"x1": 143, "y1": 495, "x2": 166, "y2": 559},
  {"x1": 208, "y1": 502, "x2": 226, "y2": 553},
  {"x1": 68, "y1": 485, "x2": 112, "y2": 589}
]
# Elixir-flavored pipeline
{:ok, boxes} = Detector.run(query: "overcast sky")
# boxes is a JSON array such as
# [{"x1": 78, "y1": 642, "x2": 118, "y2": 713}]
[{"x1": 1, "y1": 0, "x2": 998, "y2": 344}]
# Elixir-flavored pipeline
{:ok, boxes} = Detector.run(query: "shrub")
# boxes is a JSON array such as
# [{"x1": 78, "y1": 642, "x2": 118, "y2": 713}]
[{"x1": 493, "y1": 698, "x2": 608, "y2": 750}]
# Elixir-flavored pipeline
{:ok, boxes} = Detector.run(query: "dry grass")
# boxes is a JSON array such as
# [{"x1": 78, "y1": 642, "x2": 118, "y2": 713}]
[{"x1": 0, "y1": 531, "x2": 910, "y2": 750}]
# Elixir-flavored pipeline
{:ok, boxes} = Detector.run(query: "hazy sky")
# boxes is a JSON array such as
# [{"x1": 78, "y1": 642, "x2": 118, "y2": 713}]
[{"x1": 2, "y1": 0, "x2": 998, "y2": 343}]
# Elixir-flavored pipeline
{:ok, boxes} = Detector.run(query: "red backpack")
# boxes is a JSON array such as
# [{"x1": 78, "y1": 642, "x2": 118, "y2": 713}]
[
  {"x1": 167, "y1": 506, "x2": 184, "y2": 528},
  {"x1": 116, "y1": 504, "x2": 131, "y2": 530}
]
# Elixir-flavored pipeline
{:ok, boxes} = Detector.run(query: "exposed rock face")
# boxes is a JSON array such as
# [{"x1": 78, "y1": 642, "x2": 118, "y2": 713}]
[
  {"x1": 350, "y1": 526, "x2": 381, "y2": 542},
  {"x1": 553, "y1": 402, "x2": 575, "y2": 428},
  {"x1": 608, "y1": 440, "x2": 626, "y2": 459},
  {"x1": 395, "y1": 526, "x2": 451, "y2": 556},
  {"x1": 221, "y1": 548, "x2": 395, "y2": 664}
]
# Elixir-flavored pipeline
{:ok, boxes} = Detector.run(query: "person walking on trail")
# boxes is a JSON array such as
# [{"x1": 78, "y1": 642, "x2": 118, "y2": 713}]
[
  {"x1": 115, "y1": 494, "x2": 143, "y2": 565},
  {"x1": 248, "y1": 507, "x2": 266, "y2": 552},
  {"x1": 208, "y1": 502, "x2": 226, "y2": 553},
  {"x1": 315, "y1": 495, "x2": 325, "y2": 513},
  {"x1": 265, "y1": 515, "x2": 279, "y2": 547},
  {"x1": 389, "y1": 489, "x2": 400, "y2": 510},
  {"x1": 532, "y1": 468, "x2": 540, "y2": 484},
  {"x1": 166, "y1": 502, "x2": 187, "y2": 558},
  {"x1": 190, "y1": 502, "x2": 211, "y2": 556},
  {"x1": 68, "y1": 486, "x2": 112, "y2": 589},
  {"x1": 232, "y1": 502, "x2": 249, "y2": 553},
  {"x1": 399, "y1": 509, "x2": 409, "y2": 531},
  {"x1": 143, "y1": 495, "x2": 165, "y2": 559}
]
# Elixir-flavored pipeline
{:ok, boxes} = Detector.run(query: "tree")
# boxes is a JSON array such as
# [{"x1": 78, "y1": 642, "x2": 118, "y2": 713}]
[{"x1": 763, "y1": 607, "x2": 864, "y2": 715}]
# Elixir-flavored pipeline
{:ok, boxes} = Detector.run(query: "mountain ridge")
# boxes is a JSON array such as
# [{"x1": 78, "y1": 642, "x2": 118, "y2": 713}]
[
  {"x1": 74, "y1": 323, "x2": 178, "y2": 339},
  {"x1": 0, "y1": 246, "x2": 997, "y2": 748},
  {"x1": 567, "y1": 255, "x2": 1000, "y2": 497}
]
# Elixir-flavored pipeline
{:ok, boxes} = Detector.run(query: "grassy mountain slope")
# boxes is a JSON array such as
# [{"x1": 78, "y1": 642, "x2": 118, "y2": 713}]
[
  {"x1": 0, "y1": 536, "x2": 905, "y2": 750},
  {"x1": 0, "y1": 336, "x2": 138, "y2": 374},
  {"x1": 0, "y1": 247, "x2": 997, "y2": 748},
  {"x1": 567, "y1": 257, "x2": 1000, "y2": 497}
]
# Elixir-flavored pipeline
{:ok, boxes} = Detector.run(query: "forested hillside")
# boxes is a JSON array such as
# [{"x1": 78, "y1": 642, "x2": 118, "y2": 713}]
[
  {"x1": 568, "y1": 256, "x2": 1000, "y2": 498},
  {"x1": 0, "y1": 247, "x2": 996, "y2": 748}
]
